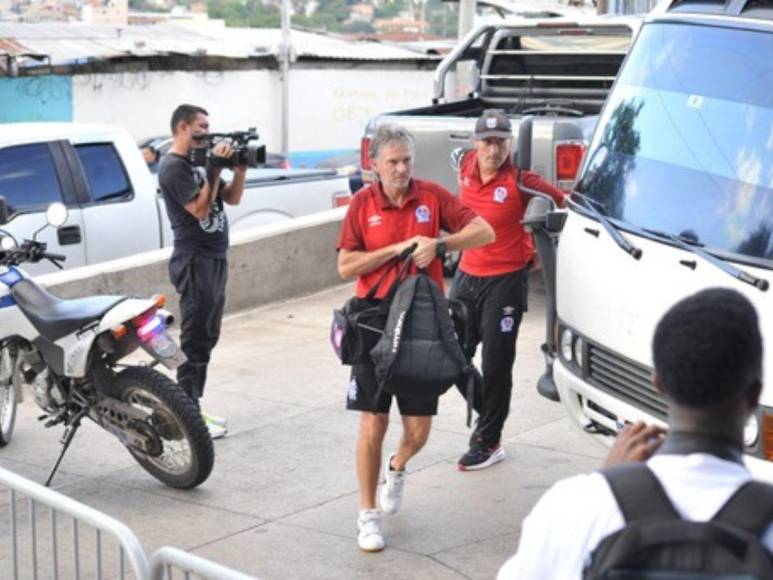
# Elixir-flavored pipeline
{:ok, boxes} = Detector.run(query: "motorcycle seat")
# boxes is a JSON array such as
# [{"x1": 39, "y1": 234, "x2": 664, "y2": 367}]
[{"x1": 12, "y1": 279, "x2": 127, "y2": 341}]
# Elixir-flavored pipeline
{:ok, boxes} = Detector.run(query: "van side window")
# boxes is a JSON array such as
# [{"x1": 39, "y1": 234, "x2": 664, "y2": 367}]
[
  {"x1": 75, "y1": 143, "x2": 133, "y2": 203},
  {"x1": 0, "y1": 143, "x2": 65, "y2": 212}
]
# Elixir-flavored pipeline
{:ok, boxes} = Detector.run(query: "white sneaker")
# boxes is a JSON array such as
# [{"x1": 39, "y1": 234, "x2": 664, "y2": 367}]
[
  {"x1": 201, "y1": 411, "x2": 228, "y2": 428},
  {"x1": 357, "y1": 510, "x2": 385, "y2": 552},
  {"x1": 378, "y1": 452, "x2": 406, "y2": 515},
  {"x1": 204, "y1": 417, "x2": 228, "y2": 439}
]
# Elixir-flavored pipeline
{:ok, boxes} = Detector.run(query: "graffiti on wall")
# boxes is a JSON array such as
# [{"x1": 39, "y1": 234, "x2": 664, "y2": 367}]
[{"x1": 0, "y1": 75, "x2": 72, "y2": 122}]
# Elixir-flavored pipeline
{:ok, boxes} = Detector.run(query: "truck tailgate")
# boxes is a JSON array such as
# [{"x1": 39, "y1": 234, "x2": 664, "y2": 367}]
[{"x1": 369, "y1": 115, "x2": 477, "y2": 192}]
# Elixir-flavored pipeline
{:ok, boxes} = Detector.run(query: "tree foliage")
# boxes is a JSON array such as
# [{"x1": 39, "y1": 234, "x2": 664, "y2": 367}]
[{"x1": 159, "y1": 0, "x2": 458, "y2": 35}]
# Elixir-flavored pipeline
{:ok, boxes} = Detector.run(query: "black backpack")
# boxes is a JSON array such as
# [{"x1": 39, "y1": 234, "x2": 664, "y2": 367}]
[
  {"x1": 583, "y1": 462, "x2": 773, "y2": 580},
  {"x1": 331, "y1": 248, "x2": 415, "y2": 366},
  {"x1": 370, "y1": 272, "x2": 481, "y2": 425}
]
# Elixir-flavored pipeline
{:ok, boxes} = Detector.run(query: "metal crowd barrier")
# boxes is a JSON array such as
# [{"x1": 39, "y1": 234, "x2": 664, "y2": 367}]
[
  {"x1": 1, "y1": 465, "x2": 257, "y2": 580},
  {"x1": 150, "y1": 547, "x2": 256, "y2": 580}
]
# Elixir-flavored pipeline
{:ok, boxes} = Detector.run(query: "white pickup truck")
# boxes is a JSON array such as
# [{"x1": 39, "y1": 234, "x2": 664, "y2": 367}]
[{"x1": 0, "y1": 123, "x2": 352, "y2": 274}]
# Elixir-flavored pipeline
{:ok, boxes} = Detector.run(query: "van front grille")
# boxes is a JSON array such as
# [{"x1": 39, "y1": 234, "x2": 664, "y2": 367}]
[{"x1": 587, "y1": 344, "x2": 667, "y2": 419}]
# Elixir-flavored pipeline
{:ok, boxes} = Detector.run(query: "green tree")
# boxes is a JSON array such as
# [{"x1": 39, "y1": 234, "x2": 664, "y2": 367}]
[{"x1": 341, "y1": 20, "x2": 376, "y2": 33}]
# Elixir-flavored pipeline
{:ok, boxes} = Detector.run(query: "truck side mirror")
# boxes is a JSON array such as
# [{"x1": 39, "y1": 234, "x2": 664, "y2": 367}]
[
  {"x1": 522, "y1": 196, "x2": 552, "y2": 233},
  {"x1": 0, "y1": 196, "x2": 8, "y2": 225},
  {"x1": 523, "y1": 196, "x2": 568, "y2": 234}
]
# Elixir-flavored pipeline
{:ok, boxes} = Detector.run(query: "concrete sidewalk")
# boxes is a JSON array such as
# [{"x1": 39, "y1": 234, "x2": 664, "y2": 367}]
[{"x1": 0, "y1": 281, "x2": 606, "y2": 579}]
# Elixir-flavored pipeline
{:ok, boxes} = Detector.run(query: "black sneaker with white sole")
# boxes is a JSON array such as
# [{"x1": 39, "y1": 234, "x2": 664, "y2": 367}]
[{"x1": 458, "y1": 443, "x2": 506, "y2": 471}]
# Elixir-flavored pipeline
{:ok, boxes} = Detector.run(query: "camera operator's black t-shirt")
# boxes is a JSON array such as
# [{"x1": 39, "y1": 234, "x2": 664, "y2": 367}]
[{"x1": 158, "y1": 153, "x2": 229, "y2": 258}]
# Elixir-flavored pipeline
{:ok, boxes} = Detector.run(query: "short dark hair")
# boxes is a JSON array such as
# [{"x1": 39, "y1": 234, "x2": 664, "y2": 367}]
[
  {"x1": 652, "y1": 288, "x2": 763, "y2": 407},
  {"x1": 170, "y1": 104, "x2": 208, "y2": 134}
]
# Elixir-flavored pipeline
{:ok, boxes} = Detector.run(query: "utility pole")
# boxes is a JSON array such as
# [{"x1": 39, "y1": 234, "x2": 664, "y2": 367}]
[{"x1": 280, "y1": 0, "x2": 292, "y2": 157}]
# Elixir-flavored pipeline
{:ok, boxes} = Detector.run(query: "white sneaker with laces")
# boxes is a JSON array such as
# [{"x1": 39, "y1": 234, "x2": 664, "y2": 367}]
[
  {"x1": 357, "y1": 510, "x2": 385, "y2": 552},
  {"x1": 378, "y1": 452, "x2": 406, "y2": 515}
]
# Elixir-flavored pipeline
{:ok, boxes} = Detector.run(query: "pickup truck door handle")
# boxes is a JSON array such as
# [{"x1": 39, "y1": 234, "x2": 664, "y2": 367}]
[
  {"x1": 449, "y1": 132, "x2": 472, "y2": 141},
  {"x1": 57, "y1": 225, "x2": 82, "y2": 245}
]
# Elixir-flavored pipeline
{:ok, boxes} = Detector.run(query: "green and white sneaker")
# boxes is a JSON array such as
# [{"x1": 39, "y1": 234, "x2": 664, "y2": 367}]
[
  {"x1": 202, "y1": 412, "x2": 228, "y2": 439},
  {"x1": 201, "y1": 411, "x2": 227, "y2": 428}
]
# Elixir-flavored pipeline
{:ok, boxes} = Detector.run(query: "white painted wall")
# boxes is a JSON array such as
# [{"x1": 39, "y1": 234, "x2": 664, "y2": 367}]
[
  {"x1": 286, "y1": 69, "x2": 432, "y2": 151},
  {"x1": 72, "y1": 69, "x2": 281, "y2": 147},
  {"x1": 72, "y1": 67, "x2": 434, "y2": 152}
]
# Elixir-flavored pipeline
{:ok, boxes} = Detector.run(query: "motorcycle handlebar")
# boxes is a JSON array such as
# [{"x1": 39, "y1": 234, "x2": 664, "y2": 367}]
[{"x1": 0, "y1": 240, "x2": 67, "y2": 266}]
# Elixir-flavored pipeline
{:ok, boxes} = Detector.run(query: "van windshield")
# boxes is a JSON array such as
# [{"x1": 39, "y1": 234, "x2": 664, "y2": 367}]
[{"x1": 576, "y1": 22, "x2": 773, "y2": 265}]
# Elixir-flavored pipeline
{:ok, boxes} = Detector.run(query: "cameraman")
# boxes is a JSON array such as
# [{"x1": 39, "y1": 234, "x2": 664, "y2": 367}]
[{"x1": 158, "y1": 104, "x2": 247, "y2": 439}]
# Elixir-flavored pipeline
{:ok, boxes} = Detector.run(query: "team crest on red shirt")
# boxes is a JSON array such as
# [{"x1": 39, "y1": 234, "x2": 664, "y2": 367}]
[
  {"x1": 415, "y1": 205, "x2": 431, "y2": 224},
  {"x1": 368, "y1": 214, "x2": 383, "y2": 227},
  {"x1": 493, "y1": 186, "x2": 508, "y2": 204}
]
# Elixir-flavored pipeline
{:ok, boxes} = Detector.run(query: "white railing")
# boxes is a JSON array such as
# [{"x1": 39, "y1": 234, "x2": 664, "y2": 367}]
[
  {"x1": 1, "y1": 465, "x2": 257, "y2": 580},
  {"x1": 150, "y1": 547, "x2": 256, "y2": 580}
]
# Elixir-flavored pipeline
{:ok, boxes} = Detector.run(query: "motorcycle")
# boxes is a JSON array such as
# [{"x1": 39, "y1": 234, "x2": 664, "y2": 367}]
[{"x1": 0, "y1": 201, "x2": 213, "y2": 489}]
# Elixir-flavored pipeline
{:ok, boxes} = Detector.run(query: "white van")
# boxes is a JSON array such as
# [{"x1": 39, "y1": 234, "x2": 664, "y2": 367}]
[{"x1": 530, "y1": 0, "x2": 773, "y2": 479}]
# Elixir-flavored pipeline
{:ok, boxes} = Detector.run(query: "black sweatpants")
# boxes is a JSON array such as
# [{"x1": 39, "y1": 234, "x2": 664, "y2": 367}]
[
  {"x1": 169, "y1": 253, "x2": 228, "y2": 401},
  {"x1": 449, "y1": 268, "x2": 529, "y2": 447}
]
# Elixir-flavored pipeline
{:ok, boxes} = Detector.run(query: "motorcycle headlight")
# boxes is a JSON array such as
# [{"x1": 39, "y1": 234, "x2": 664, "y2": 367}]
[
  {"x1": 573, "y1": 336, "x2": 585, "y2": 369},
  {"x1": 744, "y1": 414, "x2": 759, "y2": 447},
  {"x1": 560, "y1": 328, "x2": 574, "y2": 362}
]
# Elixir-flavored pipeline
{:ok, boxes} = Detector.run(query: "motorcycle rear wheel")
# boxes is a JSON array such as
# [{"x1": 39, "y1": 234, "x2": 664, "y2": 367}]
[
  {"x1": 115, "y1": 367, "x2": 213, "y2": 489},
  {"x1": 0, "y1": 346, "x2": 19, "y2": 447}
]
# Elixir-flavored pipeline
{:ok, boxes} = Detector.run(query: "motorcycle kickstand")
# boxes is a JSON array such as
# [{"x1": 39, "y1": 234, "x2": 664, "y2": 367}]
[{"x1": 44, "y1": 407, "x2": 89, "y2": 487}]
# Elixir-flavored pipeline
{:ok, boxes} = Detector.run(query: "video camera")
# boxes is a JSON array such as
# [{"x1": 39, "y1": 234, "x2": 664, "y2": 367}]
[{"x1": 189, "y1": 128, "x2": 267, "y2": 169}]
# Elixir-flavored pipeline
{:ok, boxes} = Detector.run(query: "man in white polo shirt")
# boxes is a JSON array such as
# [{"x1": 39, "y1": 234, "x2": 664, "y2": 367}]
[{"x1": 499, "y1": 288, "x2": 773, "y2": 579}]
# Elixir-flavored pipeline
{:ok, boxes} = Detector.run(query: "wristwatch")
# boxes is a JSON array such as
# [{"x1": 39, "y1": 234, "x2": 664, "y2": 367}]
[{"x1": 436, "y1": 238, "x2": 447, "y2": 260}]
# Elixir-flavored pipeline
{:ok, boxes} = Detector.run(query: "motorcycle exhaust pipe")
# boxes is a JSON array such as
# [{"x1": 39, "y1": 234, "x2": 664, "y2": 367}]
[{"x1": 157, "y1": 309, "x2": 175, "y2": 328}]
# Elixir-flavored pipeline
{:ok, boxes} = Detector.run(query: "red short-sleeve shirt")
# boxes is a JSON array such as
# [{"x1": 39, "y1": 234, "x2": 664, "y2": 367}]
[
  {"x1": 337, "y1": 179, "x2": 477, "y2": 299},
  {"x1": 458, "y1": 150, "x2": 565, "y2": 277}
]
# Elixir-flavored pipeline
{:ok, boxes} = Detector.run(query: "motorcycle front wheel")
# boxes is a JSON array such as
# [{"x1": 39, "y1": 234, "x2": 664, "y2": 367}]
[
  {"x1": 115, "y1": 367, "x2": 214, "y2": 489},
  {"x1": 0, "y1": 346, "x2": 19, "y2": 447}
]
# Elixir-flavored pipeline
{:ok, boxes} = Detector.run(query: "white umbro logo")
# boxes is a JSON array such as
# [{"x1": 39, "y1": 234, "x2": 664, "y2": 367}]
[{"x1": 368, "y1": 215, "x2": 382, "y2": 227}]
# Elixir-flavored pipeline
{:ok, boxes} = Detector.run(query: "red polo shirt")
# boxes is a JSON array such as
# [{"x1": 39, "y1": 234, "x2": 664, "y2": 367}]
[
  {"x1": 337, "y1": 179, "x2": 476, "y2": 299},
  {"x1": 458, "y1": 150, "x2": 565, "y2": 277}
]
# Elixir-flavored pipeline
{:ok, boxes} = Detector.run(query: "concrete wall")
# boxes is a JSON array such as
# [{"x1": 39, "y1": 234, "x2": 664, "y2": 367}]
[
  {"x1": 38, "y1": 208, "x2": 347, "y2": 320},
  {"x1": 72, "y1": 68, "x2": 434, "y2": 152}
]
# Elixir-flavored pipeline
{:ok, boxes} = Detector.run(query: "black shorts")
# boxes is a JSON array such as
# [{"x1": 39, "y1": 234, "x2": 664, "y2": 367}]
[{"x1": 346, "y1": 362, "x2": 438, "y2": 416}]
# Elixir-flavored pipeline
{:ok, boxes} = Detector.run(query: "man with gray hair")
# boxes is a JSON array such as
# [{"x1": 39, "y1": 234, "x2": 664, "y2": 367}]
[{"x1": 337, "y1": 124, "x2": 495, "y2": 552}]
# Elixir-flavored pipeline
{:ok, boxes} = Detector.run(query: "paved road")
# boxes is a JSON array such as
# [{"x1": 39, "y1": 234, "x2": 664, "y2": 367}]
[{"x1": 0, "y1": 280, "x2": 606, "y2": 579}]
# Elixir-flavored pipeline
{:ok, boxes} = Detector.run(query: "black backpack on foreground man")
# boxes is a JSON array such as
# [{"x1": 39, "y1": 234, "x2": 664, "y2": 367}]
[{"x1": 499, "y1": 288, "x2": 773, "y2": 579}]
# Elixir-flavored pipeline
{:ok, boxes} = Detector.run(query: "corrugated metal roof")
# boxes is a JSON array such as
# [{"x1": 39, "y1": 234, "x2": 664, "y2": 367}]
[{"x1": 0, "y1": 22, "x2": 438, "y2": 69}]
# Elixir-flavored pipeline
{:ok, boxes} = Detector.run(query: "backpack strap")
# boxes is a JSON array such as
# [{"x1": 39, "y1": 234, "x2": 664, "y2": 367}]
[
  {"x1": 601, "y1": 463, "x2": 681, "y2": 523},
  {"x1": 712, "y1": 480, "x2": 773, "y2": 536},
  {"x1": 364, "y1": 250, "x2": 415, "y2": 302}
]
